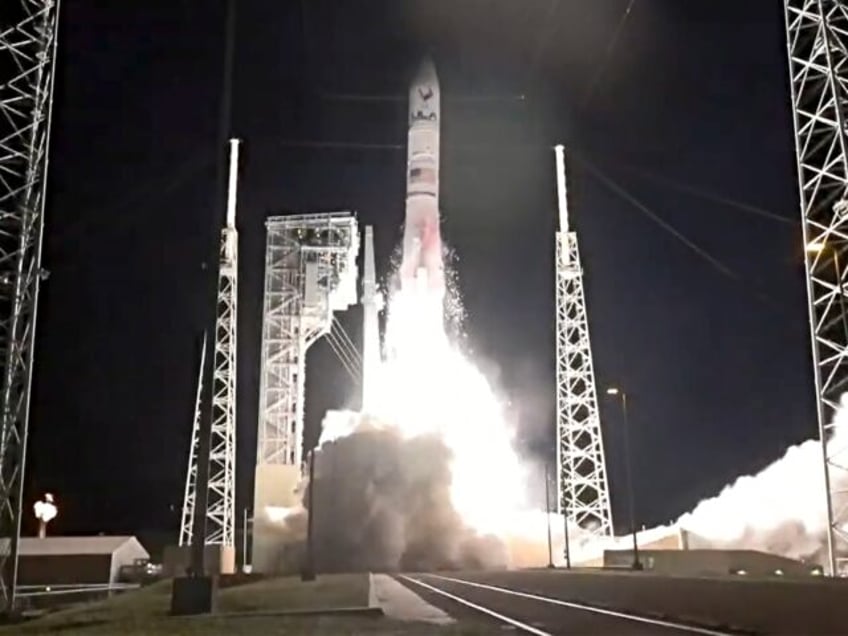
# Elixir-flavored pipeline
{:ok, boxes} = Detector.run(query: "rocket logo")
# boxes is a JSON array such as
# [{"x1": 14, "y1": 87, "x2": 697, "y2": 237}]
[{"x1": 412, "y1": 85, "x2": 437, "y2": 123}]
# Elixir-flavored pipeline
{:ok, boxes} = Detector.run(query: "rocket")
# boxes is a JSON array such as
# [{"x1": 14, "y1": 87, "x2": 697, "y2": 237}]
[{"x1": 399, "y1": 59, "x2": 444, "y2": 295}]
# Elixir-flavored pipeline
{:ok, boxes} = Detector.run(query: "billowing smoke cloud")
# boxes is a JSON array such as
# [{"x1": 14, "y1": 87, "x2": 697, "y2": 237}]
[
  {"x1": 674, "y1": 394, "x2": 848, "y2": 564},
  {"x1": 280, "y1": 416, "x2": 509, "y2": 572}
]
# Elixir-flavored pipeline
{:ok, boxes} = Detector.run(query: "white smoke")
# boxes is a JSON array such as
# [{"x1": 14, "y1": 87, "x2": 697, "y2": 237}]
[
  {"x1": 312, "y1": 224, "x2": 848, "y2": 571},
  {"x1": 295, "y1": 246, "x2": 556, "y2": 570},
  {"x1": 672, "y1": 394, "x2": 848, "y2": 563}
]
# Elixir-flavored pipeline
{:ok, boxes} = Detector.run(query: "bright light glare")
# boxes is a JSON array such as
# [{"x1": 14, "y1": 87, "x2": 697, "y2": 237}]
[
  {"x1": 33, "y1": 493, "x2": 57, "y2": 523},
  {"x1": 264, "y1": 505, "x2": 295, "y2": 524},
  {"x1": 370, "y1": 284, "x2": 526, "y2": 534},
  {"x1": 606, "y1": 387, "x2": 620, "y2": 396},
  {"x1": 806, "y1": 241, "x2": 826, "y2": 253}
]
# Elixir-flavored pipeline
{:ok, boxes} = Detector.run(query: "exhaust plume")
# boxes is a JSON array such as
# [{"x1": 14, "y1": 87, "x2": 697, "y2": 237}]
[{"x1": 674, "y1": 394, "x2": 848, "y2": 564}]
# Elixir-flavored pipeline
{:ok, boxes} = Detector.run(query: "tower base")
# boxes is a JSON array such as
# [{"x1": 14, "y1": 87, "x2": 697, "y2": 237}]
[
  {"x1": 251, "y1": 463, "x2": 302, "y2": 574},
  {"x1": 162, "y1": 544, "x2": 235, "y2": 577}
]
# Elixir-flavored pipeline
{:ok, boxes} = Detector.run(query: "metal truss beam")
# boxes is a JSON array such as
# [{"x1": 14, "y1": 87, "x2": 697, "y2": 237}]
[
  {"x1": 784, "y1": 0, "x2": 848, "y2": 575},
  {"x1": 257, "y1": 212, "x2": 358, "y2": 469},
  {"x1": 554, "y1": 146, "x2": 613, "y2": 540},
  {"x1": 0, "y1": 0, "x2": 60, "y2": 612},
  {"x1": 179, "y1": 334, "x2": 205, "y2": 547}
]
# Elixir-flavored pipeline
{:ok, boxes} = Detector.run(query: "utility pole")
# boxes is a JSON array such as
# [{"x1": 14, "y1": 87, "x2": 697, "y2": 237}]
[
  {"x1": 544, "y1": 463, "x2": 554, "y2": 568},
  {"x1": 606, "y1": 387, "x2": 641, "y2": 570},
  {"x1": 562, "y1": 494, "x2": 572, "y2": 569}
]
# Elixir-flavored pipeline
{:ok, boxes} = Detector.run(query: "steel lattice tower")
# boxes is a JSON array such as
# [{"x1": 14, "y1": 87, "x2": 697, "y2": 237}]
[
  {"x1": 256, "y1": 213, "x2": 359, "y2": 468},
  {"x1": 179, "y1": 333, "x2": 207, "y2": 547},
  {"x1": 0, "y1": 1, "x2": 60, "y2": 611},
  {"x1": 785, "y1": 0, "x2": 848, "y2": 575},
  {"x1": 252, "y1": 212, "x2": 358, "y2": 573},
  {"x1": 554, "y1": 145, "x2": 613, "y2": 539},
  {"x1": 180, "y1": 140, "x2": 241, "y2": 552}
]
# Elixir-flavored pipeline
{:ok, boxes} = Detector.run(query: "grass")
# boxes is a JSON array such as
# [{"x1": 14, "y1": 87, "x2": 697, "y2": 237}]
[{"x1": 0, "y1": 575, "x2": 490, "y2": 635}]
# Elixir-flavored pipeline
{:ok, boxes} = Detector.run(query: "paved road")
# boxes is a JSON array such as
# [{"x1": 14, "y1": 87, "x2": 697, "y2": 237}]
[
  {"x1": 446, "y1": 568, "x2": 848, "y2": 634},
  {"x1": 400, "y1": 572, "x2": 732, "y2": 635},
  {"x1": 398, "y1": 569, "x2": 848, "y2": 634}
]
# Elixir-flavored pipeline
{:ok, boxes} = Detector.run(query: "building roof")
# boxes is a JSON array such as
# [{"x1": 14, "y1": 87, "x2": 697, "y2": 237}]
[{"x1": 0, "y1": 536, "x2": 148, "y2": 557}]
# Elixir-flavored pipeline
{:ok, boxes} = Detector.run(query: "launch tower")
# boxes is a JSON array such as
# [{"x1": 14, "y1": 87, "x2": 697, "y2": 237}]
[
  {"x1": 253, "y1": 212, "x2": 358, "y2": 572},
  {"x1": 179, "y1": 140, "x2": 241, "y2": 570},
  {"x1": 784, "y1": 0, "x2": 848, "y2": 575},
  {"x1": 554, "y1": 145, "x2": 613, "y2": 540},
  {"x1": 0, "y1": 1, "x2": 61, "y2": 610}
]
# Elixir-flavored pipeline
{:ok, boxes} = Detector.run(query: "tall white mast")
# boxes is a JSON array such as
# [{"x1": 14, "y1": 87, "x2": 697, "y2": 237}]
[
  {"x1": 180, "y1": 139, "x2": 240, "y2": 561},
  {"x1": 554, "y1": 144, "x2": 613, "y2": 541},
  {"x1": 361, "y1": 226, "x2": 382, "y2": 411}
]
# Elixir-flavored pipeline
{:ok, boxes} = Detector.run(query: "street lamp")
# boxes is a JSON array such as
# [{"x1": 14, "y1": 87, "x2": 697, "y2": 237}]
[
  {"x1": 33, "y1": 493, "x2": 57, "y2": 539},
  {"x1": 605, "y1": 387, "x2": 642, "y2": 570}
]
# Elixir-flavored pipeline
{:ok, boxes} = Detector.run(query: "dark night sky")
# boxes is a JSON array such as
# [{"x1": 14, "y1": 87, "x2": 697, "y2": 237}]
[{"x1": 25, "y1": 1, "x2": 813, "y2": 541}]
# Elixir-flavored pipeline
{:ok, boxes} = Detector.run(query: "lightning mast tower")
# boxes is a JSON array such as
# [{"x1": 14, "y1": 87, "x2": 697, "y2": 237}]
[
  {"x1": 179, "y1": 139, "x2": 241, "y2": 572},
  {"x1": 0, "y1": 1, "x2": 61, "y2": 611},
  {"x1": 784, "y1": 0, "x2": 848, "y2": 575},
  {"x1": 554, "y1": 145, "x2": 613, "y2": 540}
]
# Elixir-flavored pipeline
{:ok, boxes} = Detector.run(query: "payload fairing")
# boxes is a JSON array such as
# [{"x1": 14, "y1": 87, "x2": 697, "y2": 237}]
[{"x1": 399, "y1": 59, "x2": 444, "y2": 296}]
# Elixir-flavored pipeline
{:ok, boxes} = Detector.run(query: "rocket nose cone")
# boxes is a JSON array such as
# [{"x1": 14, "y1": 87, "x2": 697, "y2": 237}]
[{"x1": 414, "y1": 57, "x2": 438, "y2": 85}]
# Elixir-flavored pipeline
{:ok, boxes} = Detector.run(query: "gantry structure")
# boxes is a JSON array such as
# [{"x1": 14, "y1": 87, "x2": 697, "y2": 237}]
[
  {"x1": 0, "y1": 1, "x2": 61, "y2": 611},
  {"x1": 784, "y1": 0, "x2": 848, "y2": 575},
  {"x1": 256, "y1": 212, "x2": 359, "y2": 469},
  {"x1": 554, "y1": 145, "x2": 614, "y2": 540},
  {"x1": 180, "y1": 140, "x2": 241, "y2": 551}
]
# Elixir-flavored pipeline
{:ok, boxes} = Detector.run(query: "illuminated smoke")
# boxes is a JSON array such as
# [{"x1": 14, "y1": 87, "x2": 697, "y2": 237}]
[
  {"x1": 300, "y1": 242, "x2": 848, "y2": 570},
  {"x1": 309, "y1": 422, "x2": 508, "y2": 572},
  {"x1": 376, "y1": 281, "x2": 528, "y2": 535},
  {"x1": 294, "y1": 219, "x2": 848, "y2": 571},
  {"x1": 671, "y1": 395, "x2": 848, "y2": 563},
  {"x1": 277, "y1": 246, "x2": 548, "y2": 571}
]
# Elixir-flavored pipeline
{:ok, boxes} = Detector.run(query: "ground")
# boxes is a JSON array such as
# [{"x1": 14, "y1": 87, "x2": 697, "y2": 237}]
[
  {"x1": 405, "y1": 569, "x2": 848, "y2": 635},
  {"x1": 0, "y1": 575, "x2": 488, "y2": 636},
  {"x1": 12, "y1": 568, "x2": 848, "y2": 635}
]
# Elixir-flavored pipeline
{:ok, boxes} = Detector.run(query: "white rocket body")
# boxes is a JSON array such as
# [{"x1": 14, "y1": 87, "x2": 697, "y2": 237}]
[{"x1": 400, "y1": 59, "x2": 444, "y2": 295}]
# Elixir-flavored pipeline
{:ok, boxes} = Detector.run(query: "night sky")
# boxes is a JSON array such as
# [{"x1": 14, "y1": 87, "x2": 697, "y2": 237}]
[{"x1": 25, "y1": 1, "x2": 813, "y2": 544}]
